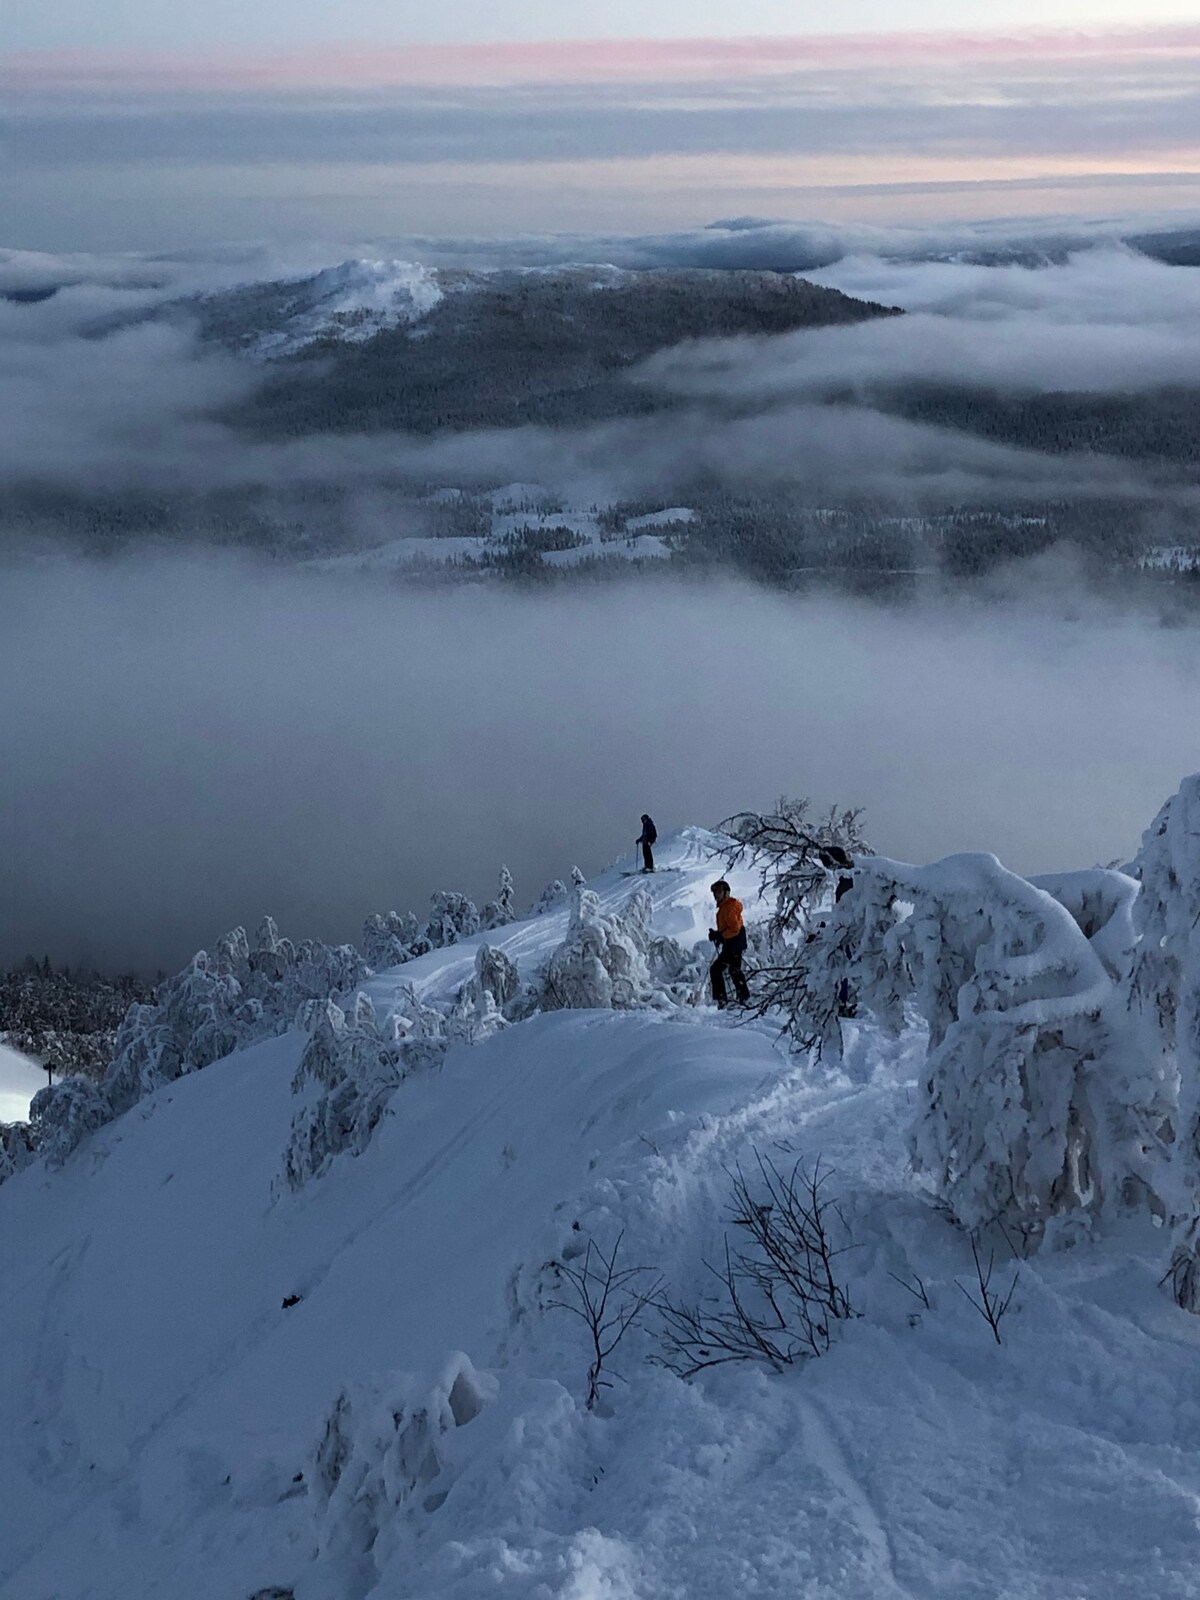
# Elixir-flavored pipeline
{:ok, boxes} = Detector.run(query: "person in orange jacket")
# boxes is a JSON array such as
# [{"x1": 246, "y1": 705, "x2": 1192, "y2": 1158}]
[{"x1": 708, "y1": 879, "x2": 750, "y2": 1008}]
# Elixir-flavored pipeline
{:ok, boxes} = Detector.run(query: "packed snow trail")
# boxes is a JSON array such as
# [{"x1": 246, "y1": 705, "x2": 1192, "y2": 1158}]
[{"x1": 4, "y1": 829, "x2": 1200, "y2": 1596}]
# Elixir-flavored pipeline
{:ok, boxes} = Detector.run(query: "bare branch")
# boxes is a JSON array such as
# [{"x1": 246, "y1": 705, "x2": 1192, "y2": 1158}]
[
  {"x1": 888, "y1": 1270, "x2": 931, "y2": 1310},
  {"x1": 956, "y1": 1233, "x2": 1018, "y2": 1345},
  {"x1": 656, "y1": 1150, "x2": 856, "y2": 1378},
  {"x1": 548, "y1": 1232, "x2": 663, "y2": 1410}
]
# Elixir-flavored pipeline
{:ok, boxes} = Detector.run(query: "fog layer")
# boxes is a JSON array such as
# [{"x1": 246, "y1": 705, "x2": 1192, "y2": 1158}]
[{"x1": 3, "y1": 556, "x2": 1196, "y2": 973}]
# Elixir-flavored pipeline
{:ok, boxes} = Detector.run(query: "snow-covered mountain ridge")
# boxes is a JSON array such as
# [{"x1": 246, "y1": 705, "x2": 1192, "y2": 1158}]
[
  {"x1": 5, "y1": 803, "x2": 1200, "y2": 1597},
  {"x1": 246, "y1": 259, "x2": 445, "y2": 357}
]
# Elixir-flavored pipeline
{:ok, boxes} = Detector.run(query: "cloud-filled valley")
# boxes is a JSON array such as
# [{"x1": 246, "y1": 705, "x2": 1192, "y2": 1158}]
[
  {"x1": 4, "y1": 554, "x2": 1199, "y2": 974},
  {"x1": 5, "y1": 222, "x2": 1200, "y2": 973}
]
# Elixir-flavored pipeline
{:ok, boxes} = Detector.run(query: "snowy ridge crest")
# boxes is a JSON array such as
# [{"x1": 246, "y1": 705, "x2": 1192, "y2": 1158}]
[
  {"x1": 9, "y1": 814, "x2": 1200, "y2": 1595},
  {"x1": 248, "y1": 259, "x2": 443, "y2": 357}
]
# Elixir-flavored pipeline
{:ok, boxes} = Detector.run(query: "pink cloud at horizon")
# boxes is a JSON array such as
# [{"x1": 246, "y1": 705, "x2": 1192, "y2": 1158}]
[{"x1": 6, "y1": 22, "x2": 1200, "y2": 96}]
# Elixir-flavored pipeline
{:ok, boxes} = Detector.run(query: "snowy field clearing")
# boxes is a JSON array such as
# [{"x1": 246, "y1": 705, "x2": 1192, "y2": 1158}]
[
  {"x1": 4, "y1": 830, "x2": 1200, "y2": 1598},
  {"x1": 0, "y1": 1041, "x2": 44, "y2": 1122},
  {"x1": 307, "y1": 487, "x2": 679, "y2": 573}
]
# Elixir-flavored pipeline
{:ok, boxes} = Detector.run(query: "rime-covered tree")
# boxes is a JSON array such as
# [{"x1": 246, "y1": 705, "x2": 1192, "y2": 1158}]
[
  {"x1": 282, "y1": 987, "x2": 449, "y2": 1188},
  {"x1": 1127, "y1": 776, "x2": 1200, "y2": 1305},
  {"x1": 481, "y1": 867, "x2": 517, "y2": 931}
]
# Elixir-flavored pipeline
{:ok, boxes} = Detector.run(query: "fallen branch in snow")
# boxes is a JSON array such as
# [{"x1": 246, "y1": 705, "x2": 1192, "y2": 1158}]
[
  {"x1": 656, "y1": 1153, "x2": 856, "y2": 1377},
  {"x1": 956, "y1": 1233, "x2": 1018, "y2": 1346},
  {"x1": 548, "y1": 1233, "x2": 663, "y2": 1411}
]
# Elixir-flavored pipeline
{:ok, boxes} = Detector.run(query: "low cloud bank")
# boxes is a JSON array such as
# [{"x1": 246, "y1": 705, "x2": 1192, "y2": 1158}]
[
  {"x1": 3, "y1": 555, "x2": 1197, "y2": 972},
  {"x1": 2, "y1": 243, "x2": 1196, "y2": 524}
]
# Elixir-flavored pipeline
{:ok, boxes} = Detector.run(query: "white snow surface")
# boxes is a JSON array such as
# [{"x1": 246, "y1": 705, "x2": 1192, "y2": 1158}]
[
  {"x1": 624, "y1": 507, "x2": 697, "y2": 530},
  {"x1": 0, "y1": 1041, "x2": 44, "y2": 1122},
  {"x1": 3, "y1": 831, "x2": 1200, "y2": 1598},
  {"x1": 308, "y1": 491, "x2": 675, "y2": 573},
  {"x1": 251, "y1": 259, "x2": 443, "y2": 356}
]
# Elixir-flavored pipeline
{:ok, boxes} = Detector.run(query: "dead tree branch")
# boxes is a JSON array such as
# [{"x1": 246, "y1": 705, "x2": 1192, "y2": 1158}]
[
  {"x1": 657, "y1": 1153, "x2": 856, "y2": 1377},
  {"x1": 549, "y1": 1233, "x2": 663, "y2": 1410},
  {"x1": 956, "y1": 1233, "x2": 1018, "y2": 1345}
]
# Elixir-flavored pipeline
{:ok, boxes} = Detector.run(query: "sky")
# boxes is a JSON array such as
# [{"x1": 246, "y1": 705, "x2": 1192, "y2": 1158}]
[{"x1": 3, "y1": 12, "x2": 1199, "y2": 249}]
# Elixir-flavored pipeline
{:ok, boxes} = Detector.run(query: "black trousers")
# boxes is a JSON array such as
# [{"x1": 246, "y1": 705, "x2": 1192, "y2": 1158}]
[
  {"x1": 642, "y1": 841, "x2": 655, "y2": 872},
  {"x1": 710, "y1": 935, "x2": 749, "y2": 1006}
]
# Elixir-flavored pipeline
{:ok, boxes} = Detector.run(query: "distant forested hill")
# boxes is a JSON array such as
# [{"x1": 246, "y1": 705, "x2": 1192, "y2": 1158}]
[
  {"x1": 234, "y1": 267, "x2": 900, "y2": 436},
  {"x1": 879, "y1": 384, "x2": 1200, "y2": 465}
]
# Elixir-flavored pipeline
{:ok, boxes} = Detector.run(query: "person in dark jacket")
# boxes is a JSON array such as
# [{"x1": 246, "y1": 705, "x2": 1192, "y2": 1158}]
[
  {"x1": 637, "y1": 814, "x2": 657, "y2": 873},
  {"x1": 708, "y1": 879, "x2": 750, "y2": 1008}
]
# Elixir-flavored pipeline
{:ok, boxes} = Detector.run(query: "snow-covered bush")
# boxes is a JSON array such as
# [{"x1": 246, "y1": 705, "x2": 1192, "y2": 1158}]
[
  {"x1": 282, "y1": 988, "x2": 448, "y2": 1188},
  {"x1": 28, "y1": 1075, "x2": 113, "y2": 1169},
  {"x1": 424, "y1": 892, "x2": 481, "y2": 950},
  {"x1": 538, "y1": 888, "x2": 657, "y2": 1011},
  {"x1": 0, "y1": 1120, "x2": 36, "y2": 1182},
  {"x1": 803, "y1": 853, "x2": 1173, "y2": 1240},
  {"x1": 361, "y1": 910, "x2": 421, "y2": 970},
  {"x1": 305, "y1": 1355, "x2": 497, "y2": 1596},
  {"x1": 532, "y1": 878, "x2": 570, "y2": 916}
]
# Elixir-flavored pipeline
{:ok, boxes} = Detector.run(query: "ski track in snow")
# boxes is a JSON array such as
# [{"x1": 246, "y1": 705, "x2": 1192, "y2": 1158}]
[{"x1": 4, "y1": 830, "x2": 1200, "y2": 1596}]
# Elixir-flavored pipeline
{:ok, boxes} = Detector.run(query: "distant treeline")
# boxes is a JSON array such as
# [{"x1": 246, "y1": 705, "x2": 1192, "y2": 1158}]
[{"x1": 1, "y1": 958, "x2": 155, "y2": 1083}]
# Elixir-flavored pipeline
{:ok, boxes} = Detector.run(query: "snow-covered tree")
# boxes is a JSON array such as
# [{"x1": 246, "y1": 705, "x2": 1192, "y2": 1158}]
[
  {"x1": 1127, "y1": 776, "x2": 1200, "y2": 1304},
  {"x1": 28, "y1": 1075, "x2": 112, "y2": 1169},
  {"x1": 481, "y1": 867, "x2": 517, "y2": 931},
  {"x1": 0, "y1": 1120, "x2": 35, "y2": 1182},
  {"x1": 799, "y1": 853, "x2": 1172, "y2": 1240},
  {"x1": 282, "y1": 987, "x2": 448, "y2": 1189},
  {"x1": 423, "y1": 892, "x2": 481, "y2": 951},
  {"x1": 532, "y1": 878, "x2": 569, "y2": 916},
  {"x1": 446, "y1": 944, "x2": 523, "y2": 1043},
  {"x1": 538, "y1": 888, "x2": 657, "y2": 1011},
  {"x1": 361, "y1": 910, "x2": 420, "y2": 970}
]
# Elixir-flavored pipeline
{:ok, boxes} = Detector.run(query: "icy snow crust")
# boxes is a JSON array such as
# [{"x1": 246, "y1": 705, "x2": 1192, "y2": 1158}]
[{"x1": 4, "y1": 832, "x2": 1200, "y2": 1597}]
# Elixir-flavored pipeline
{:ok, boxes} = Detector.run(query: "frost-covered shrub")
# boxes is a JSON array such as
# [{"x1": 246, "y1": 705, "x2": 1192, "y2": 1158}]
[
  {"x1": 361, "y1": 911, "x2": 421, "y2": 971},
  {"x1": 424, "y1": 892, "x2": 481, "y2": 951},
  {"x1": 306, "y1": 1355, "x2": 497, "y2": 1593},
  {"x1": 532, "y1": 878, "x2": 570, "y2": 916},
  {"x1": 0, "y1": 1120, "x2": 36, "y2": 1181},
  {"x1": 282, "y1": 989, "x2": 447, "y2": 1188},
  {"x1": 538, "y1": 888, "x2": 656, "y2": 1011},
  {"x1": 28, "y1": 1075, "x2": 113, "y2": 1168},
  {"x1": 446, "y1": 945, "x2": 522, "y2": 1043}
]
